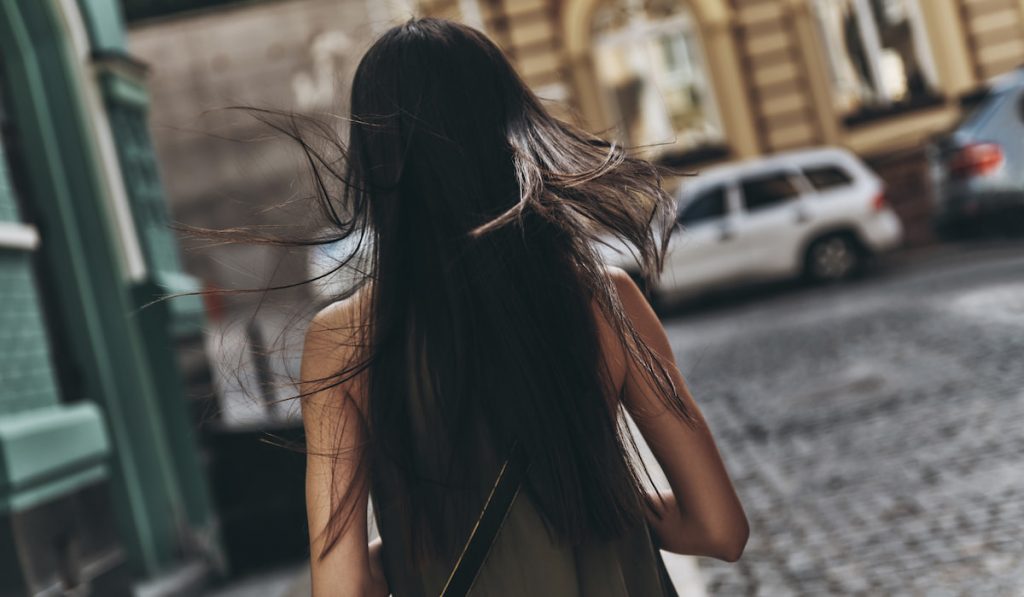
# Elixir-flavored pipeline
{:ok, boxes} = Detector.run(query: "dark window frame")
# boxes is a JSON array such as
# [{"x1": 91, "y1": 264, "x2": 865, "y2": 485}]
[
  {"x1": 739, "y1": 171, "x2": 800, "y2": 213},
  {"x1": 678, "y1": 185, "x2": 728, "y2": 226},
  {"x1": 841, "y1": 92, "x2": 945, "y2": 128},
  {"x1": 801, "y1": 164, "x2": 855, "y2": 192}
]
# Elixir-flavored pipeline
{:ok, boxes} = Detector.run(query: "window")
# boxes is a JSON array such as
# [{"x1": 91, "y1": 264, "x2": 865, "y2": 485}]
[
  {"x1": 741, "y1": 173, "x2": 798, "y2": 212},
  {"x1": 592, "y1": 0, "x2": 724, "y2": 156},
  {"x1": 811, "y1": 0, "x2": 938, "y2": 116},
  {"x1": 679, "y1": 186, "x2": 727, "y2": 225},
  {"x1": 954, "y1": 88, "x2": 1002, "y2": 130},
  {"x1": 802, "y1": 165, "x2": 854, "y2": 191}
]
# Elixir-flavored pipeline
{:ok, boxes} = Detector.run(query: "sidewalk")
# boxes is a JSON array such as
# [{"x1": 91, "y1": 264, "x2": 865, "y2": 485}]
[{"x1": 203, "y1": 562, "x2": 308, "y2": 597}]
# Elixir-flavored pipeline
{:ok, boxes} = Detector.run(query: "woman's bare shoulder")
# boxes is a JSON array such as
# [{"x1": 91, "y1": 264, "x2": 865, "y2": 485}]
[
  {"x1": 302, "y1": 285, "x2": 372, "y2": 408},
  {"x1": 306, "y1": 285, "x2": 372, "y2": 345},
  {"x1": 603, "y1": 266, "x2": 652, "y2": 318},
  {"x1": 591, "y1": 266, "x2": 648, "y2": 397}
]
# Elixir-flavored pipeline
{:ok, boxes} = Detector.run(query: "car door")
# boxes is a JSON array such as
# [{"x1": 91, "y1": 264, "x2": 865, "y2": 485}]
[
  {"x1": 796, "y1": 159, "x2": 863, "y2": 228},
  {"x1": 661, "y1": 182, "x2": 743, "y2": 296},
  {"x1": 733, "y1": 168, "x2": 807, "y2": 279}
]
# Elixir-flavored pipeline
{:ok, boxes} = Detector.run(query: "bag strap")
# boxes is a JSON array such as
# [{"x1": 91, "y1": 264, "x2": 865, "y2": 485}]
[{"x1": 440, "y1": 440, "x2": 529, "y2": 597}]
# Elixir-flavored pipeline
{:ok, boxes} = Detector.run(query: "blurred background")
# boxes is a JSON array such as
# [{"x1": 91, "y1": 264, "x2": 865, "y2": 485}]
[{"x1": 1, "y1": 0, "x2": 1022, "y2": 595}]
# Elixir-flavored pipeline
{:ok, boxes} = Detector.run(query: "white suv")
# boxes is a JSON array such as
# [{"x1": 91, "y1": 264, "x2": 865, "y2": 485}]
[{"x1": 601, "y1": 147, "x2": 903, "y2": 304}]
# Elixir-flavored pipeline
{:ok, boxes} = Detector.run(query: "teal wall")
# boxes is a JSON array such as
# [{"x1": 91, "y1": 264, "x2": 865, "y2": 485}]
[
  {"x1": 0, "y1": 140, "x2": 60, "y2": 415},
  {"x1": 0, "y1": 0, "x2": 223, "y2": 583},
  {"x1": 0, "y1": 144, "x2": 19, "y2": 220},
  {"x1": 0, "y1": 251, "x2": 60, "y2": 414},
  {"x1": 0, "y1": 35, "x2": 110, "y2": 596},
  {"x1": 0, "y1": 46, "x2": 108, "y2": 515},
  {"x1": 99, "y1": 67, "x2": 219, "y2": 561}
]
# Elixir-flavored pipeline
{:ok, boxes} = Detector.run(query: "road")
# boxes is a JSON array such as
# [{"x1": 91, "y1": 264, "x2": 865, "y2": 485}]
[
  {"x1": 203, "y1": 240, "x2": 1023, "y2": 597},
  {"x1": 663, "y1": 240, "x2": 1024, "y2": 595}
]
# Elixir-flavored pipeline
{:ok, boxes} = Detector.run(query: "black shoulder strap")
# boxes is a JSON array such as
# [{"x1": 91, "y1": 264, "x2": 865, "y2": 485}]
[{"x1": 440, "y1": 440, "x2": 530, "y2": 597}]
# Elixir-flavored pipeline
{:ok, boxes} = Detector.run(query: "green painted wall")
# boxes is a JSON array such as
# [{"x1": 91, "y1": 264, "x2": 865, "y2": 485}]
[
  {"x1": 74, "y1": 0, "x2": 126, "y2": 50},
  {"x1": 0, "y1": 141, "x2": 19, "y2": 220},
  {"x1": 1, "y1": 0, "x2": 184, "y2": 576},
  {"x1": 93, "y1": 12, "x2": 221, "y2": 572},
  {"x1": 0, "y1": 0, "x2": 224, "y2": 583},
  {"x1": 0, "y1": 141, "x2": 59, "y2": 417},
  {"x1": 0, "y1": 30, "x2": 111, "y2": 572},
  {"x1": 0, "y1": 252, "x2": 60, "y2": 415}
]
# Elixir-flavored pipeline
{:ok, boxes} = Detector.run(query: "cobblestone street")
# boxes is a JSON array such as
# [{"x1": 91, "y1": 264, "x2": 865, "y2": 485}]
[{"x1": 664, "y1": 241, "x2": 1024, "y2": 596}]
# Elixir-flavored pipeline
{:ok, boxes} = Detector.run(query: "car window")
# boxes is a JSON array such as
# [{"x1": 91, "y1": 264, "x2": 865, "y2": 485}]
[
  {"x1": 802, "y1": 165, "x2": 854, "y2": 192},
  {"x1": 740, "y1": 172, "x2": 798, "y2": 212},
  {"x1": 679, "y1": 186, "x2": 727, "y2": 226},
  {"x1": 957, "y1": 88, "x2": 1011, "y2": 134}
]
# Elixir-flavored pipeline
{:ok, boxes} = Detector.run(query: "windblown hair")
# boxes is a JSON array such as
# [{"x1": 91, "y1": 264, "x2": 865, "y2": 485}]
[{"x1": 232, "y1": 17, "x2": 697, "y2": 566}]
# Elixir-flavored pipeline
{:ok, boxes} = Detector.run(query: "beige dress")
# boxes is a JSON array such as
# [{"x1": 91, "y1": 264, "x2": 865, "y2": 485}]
[
  {"x1": 372, "y1": 476, "x2": 676, "y2": 596},
  {"x1": 373, "y1": 344, "x2": 676, "y2": 595}
]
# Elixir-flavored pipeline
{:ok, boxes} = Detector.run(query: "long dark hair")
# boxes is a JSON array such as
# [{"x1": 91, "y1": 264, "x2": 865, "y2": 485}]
[{"x1": 232, "y1": 17, "x2": 696, "y2": 565}]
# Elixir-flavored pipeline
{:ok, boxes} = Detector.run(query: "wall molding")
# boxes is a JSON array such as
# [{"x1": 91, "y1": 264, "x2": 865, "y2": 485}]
[{"x1": 0, "y1": 221, "x2": 40, "y2": 251}]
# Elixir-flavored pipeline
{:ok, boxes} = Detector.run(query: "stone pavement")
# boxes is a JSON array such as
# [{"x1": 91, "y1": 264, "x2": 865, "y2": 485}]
[
  {"x1": 663, "y1": 242, "x2": 1024, "y2": 595},
  {"x1": 202, "y1": 242, "x2": 1024, "y2": 596}
]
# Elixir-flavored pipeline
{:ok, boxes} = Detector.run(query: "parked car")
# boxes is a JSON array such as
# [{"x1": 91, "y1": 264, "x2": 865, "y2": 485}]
[
  {"x1": 928, "y1": 68, "x2": 1024, "y2": 238},
  {"x1": 599, "y1": 147, "x2": 903, "y2": 305},
  {"x1": 307, "y1": 231, "x2": 374, "y2": 303}
]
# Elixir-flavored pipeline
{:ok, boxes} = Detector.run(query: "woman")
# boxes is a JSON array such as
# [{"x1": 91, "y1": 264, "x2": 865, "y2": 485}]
[{"x1": 299, "y1": 17, "x2": 747, "y2": 597}]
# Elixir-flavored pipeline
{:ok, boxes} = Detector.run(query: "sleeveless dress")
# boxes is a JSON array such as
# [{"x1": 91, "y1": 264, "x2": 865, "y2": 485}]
[
  {"x1": 371, "y1": 458, "x2": 677, "y2": 596},
  {"x1": 370, "y1": 340, "x2": 677, "y2": 596}
]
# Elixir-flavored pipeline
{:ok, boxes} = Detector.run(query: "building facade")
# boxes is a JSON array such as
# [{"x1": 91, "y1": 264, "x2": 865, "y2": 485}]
[
  {"x1": 124, "y1": 0, "x2": 1024, "y2": 314},
  {"x1": 420, "y1": 0, "x2": 1024, "y2": 245},
  {"x1": 125, "y1": 0, "x2": 380, "y2": 318},
  {"x1": 0, "y1": 1, "x2": 221, "y2": 594}
]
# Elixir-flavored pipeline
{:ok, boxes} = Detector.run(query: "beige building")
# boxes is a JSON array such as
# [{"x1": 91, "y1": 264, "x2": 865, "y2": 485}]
[
  {"x1": 128, "y1": 0, "x2": 1024, "y2": 278},
  {"x1": 128, "y1": 0, "x2": 386, "y2": 312},
  {"x1": 417, "y1": 0, "x2": 1024, "y2": 244}
]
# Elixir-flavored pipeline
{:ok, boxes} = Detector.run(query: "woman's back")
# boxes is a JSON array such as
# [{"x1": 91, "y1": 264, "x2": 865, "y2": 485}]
[
  {"x1": 302, "y1": 267, "x2": 747, "y2": 596},
  {"x1": 294, "y1": 17, "x2": 748, "y2": 596},
  {"x1": 368, "y1": 283, "x2": 674, "y2": 596},
  {"x1": 374, "y1": 470, "x2": 672, "y2": 596}
]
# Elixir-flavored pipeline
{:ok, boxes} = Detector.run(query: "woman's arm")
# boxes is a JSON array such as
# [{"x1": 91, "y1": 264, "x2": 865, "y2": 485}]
[
  {"x1": 300, "y1": 299, "x2": 387, "y2": 596},
  {"x1": 607, "y1": 267, "x2": 749, "y2": 562}
]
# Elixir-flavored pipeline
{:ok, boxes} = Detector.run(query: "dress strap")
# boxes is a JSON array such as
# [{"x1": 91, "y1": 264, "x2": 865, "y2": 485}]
[{"x1": 441, "y1": 440, "x2": 530, "y2": 596}]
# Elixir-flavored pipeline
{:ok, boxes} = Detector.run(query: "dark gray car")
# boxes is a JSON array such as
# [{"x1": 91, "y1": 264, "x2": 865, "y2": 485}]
[{"x1": 928, "y1": 69, "x2": 1024, "y2": 238}]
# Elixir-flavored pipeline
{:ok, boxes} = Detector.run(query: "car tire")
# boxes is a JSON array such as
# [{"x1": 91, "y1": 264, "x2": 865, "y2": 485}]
[{"x1": 803, "y1": 233, "x2": 864, "y2": 283}]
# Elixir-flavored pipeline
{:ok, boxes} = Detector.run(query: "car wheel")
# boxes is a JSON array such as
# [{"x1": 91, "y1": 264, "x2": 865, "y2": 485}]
[{"x1": 804, "y1": 233, "x2": 862, "y2": 283}]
